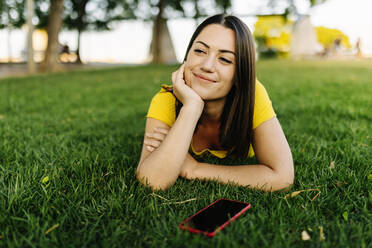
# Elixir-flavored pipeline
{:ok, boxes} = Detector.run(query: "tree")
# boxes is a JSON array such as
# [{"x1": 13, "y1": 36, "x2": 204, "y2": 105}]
[
  {"x1": 253, "y1": 0, "x2": 329, "y2": 58},
  {"x1": 190, "y1": 0, "x2": 231, "y2": 27},
  {"x1": 63, "y1": 0, "x2": 137, "y2": 63},
  {"x1": 315, "y1": 26, "x2": 351, "y2": 49},
  {"x1": 26, "y1": 0, "x2": 36, "y2": 73},
  {"x1": 268, "y1": 0, "x2": 327, "y2": 18},
  {"x1": 140, "y1": 0, "x2": 232, "y2": 64},
  {"x1": 40, "y1": 0, "x2": 64, "y2": 72},
  {"x1": 0, "y1": 0, "x2": 27, "y2": 62},
  {"x1": 254, "y1": 15, "x2": 293, "y2": 58}
]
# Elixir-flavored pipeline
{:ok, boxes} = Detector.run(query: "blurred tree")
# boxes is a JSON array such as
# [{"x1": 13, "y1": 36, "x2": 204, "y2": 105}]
[
  {"x1": 315, "y1": 26, "x2": 351, "y2": 49},
  {"x1": 0, "y1": 0, "x2": 26, "y2": 62},
  {"x1": 63, "y1": 0, "x2": 137, "y2": 63},
  {"x1": 0, "y1": 0, "x2": 136, "y2": 66},
  {"x1": 254, "y1": 0, "x2": 328, "y2": 58},
  {"x1": 140, "y1": 0, "x2": 232, "y2": 64},
  {"x1": 254, "y1": 15, "x2": 292, "y2": 58},
  {"x1": 268, "y1": 0, "x2": 327, "y2": 18},
  {"x1": 214, "y1": 0, "x2": 231, "y2": 14},
  {"x1": 26, "y1": 0, "x2": 36, "y2": 73},
  {"x1": 190, "y1": 0, "x2": 231, "y2": 27},
  {"x1": 0, "y1": 0, "x2": 26, "y2": 29},
  {"x1": 40, "y1": 0, "x2": 64, "y2": 72}
]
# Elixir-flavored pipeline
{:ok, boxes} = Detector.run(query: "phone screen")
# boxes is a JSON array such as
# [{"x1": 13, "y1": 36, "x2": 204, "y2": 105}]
[{"x1": 180, "y1": 199, "x2": 250, "y2": 235}]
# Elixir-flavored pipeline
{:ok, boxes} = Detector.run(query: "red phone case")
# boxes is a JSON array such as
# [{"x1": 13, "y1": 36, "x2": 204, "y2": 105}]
[{"x1": 179, "y1": 198, "x2": 251, "y2": 237}]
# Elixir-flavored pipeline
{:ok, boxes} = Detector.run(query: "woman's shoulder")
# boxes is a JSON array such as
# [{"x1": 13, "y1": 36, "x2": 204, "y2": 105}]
[
  {"x1": 255, "y1": 80, "x2": 267, "y2": 96},
  {"x1": 253, "y1": 79, "x2": 276, "y2": 129},
  {"x1": 152, "y1": 84, "x2": 176, "y2": 102},
  {"x1": 147, "y1": 84, "x2": 177, "y2": 127}
]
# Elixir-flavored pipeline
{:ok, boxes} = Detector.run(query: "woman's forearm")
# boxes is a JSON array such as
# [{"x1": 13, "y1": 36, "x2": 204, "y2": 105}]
[
  {"x1": 137, "y1": 104, "x2": 202, "y2": 190},
  {"x1": 190, "y1": 162, "x2": 294, "y2": 192}
]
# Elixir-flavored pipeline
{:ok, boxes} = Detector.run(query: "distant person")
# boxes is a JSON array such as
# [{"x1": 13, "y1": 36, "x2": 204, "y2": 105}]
[
  {"x1": 136, "y1": 14, "x2": 294, "y2": 191},
  {"x1": 59, "y1": 43, "x2": 70, "y2": 63},
  {"x1": 355, "y1": 38, "x2": 362, "y2": 58},
  {"x1": 320, "y1": 46, "x2": 330, "y2": 57},
  {"x1": 60, "y1": 43, "x2": 70, "y2": 55},
  {"x1": 332, "y1": 38, "x2": 342, "y2": 56}
]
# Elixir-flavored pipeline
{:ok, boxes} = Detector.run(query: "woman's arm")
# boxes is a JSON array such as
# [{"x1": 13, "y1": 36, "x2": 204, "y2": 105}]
[
  {"x1": 136, "y1": 64, "x2": 204, "y2": 190},
  {"x1": 136, "y1": 108, "x2": 201, "y2": 190},
  {"x1": 181, "y1": 117, "x2": 294, "y2": 191}
]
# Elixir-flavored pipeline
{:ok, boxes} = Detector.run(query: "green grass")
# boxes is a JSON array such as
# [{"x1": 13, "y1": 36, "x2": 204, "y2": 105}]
[{"x1": 0, "y1": 60, "x2": 371, "y2": 247}]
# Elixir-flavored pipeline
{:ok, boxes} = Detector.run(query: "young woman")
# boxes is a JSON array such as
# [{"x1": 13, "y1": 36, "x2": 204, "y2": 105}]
[{"x1": 136, "y1": 14, "x2": 294, "y2": 192}]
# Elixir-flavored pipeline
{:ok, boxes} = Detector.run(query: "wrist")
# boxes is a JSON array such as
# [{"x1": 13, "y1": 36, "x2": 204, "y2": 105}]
[{"x1": 182, "y1": 101, "x2": 204, "y2": 116}]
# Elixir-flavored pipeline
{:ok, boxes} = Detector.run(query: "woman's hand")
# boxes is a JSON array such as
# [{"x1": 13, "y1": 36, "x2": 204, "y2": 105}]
[
  {"x1": 172, "y1": 63, "x2": 204, "y2": 112},
  {"x1": 144, "y1": 127, "x2": 169, "y2": 152},
  {"x1": 144, "y1": 127, "x2": 198, "y2": 179}
]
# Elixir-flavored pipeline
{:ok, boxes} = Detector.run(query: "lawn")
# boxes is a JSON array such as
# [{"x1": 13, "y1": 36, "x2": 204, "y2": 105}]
[{"x1": 0, "y1": 59, "x2": 371, "y2": 247}]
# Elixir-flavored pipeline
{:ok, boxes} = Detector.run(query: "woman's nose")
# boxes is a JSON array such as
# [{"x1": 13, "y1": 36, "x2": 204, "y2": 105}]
[{"x1": 201, "y1": 55, "x2": 216, "y2": 72}]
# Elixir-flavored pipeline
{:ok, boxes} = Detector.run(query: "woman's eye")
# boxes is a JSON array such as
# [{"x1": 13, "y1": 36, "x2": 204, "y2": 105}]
[
  {"x1": 194, "y1": 49, "x2": 205, "y2": 54},
  {"x1": 220, "y1": 57, "x2": 232, "y2": 64}
]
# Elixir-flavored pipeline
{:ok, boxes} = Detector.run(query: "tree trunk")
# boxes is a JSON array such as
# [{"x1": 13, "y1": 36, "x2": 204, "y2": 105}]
[
  {"x1": 149, "y1": 0, "x2": 177, "y2": 64},
  {"x1": 75, "y1": 0, "x2": 88, "y2": 64},
  {"x1": 193, "y1": 0, "x2": 200, "y2": 29},
  {"x1": 40, "y1": 0, "x2": 64, "y2": 72},
  {"x1": 26, "y1": 0, "x2": 35, "y2": 73},
  {"x1": 7, "y1": 28, "x2": 12, "y2": 63},
  {"x1": 7, "y1": 2, "x2": 12, "y2": 63},
  {"x1": 76, "y1": 29, "x2": 82, "y2": 63}
]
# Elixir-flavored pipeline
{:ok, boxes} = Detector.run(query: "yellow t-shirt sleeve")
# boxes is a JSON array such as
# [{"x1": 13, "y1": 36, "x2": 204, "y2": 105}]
[
  {"x1": 253, "y1": 81, "x2": 276, "y2": 129},
  {"x1": 146, "y1": 86, "x2": 176, "y2": 127}
]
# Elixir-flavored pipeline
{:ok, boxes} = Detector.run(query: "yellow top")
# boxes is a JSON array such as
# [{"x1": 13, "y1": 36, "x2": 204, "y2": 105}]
[{"x1": 146, "y1": 80, "x2": 276, "y2": 158}]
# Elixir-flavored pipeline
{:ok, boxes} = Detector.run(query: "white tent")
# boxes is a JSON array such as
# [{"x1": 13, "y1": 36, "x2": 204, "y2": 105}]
[{"x1": 291, "y1": 15, "x2": 322, "y2": 58}]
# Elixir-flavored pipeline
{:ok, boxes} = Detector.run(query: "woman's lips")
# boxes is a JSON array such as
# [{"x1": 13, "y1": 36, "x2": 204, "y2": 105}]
[{"x1": 194, "y1": 73, "x2": 216, "y2": 83}]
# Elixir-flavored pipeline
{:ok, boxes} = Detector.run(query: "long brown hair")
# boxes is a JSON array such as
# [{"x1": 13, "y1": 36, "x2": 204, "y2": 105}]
[{"x1": 176, "y1": 14, "x2": 256, "y2": 158}]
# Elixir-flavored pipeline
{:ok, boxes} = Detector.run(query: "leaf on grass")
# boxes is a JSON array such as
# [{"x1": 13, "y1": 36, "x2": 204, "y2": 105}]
[
  {"x1": 287, "y1": 191, "x2": 302, "y2": 198},
  {"x1": 284, "y1": 188, "x2": 320, "y2": 199},
  {"x1": 342, "y1": 211, "x2": 348, "y2": 221},
  {"x1": 0, "y1": 114, "x2": 4, "y2": 120},
  {"x1": 45, "y1": 224, "x2": 59, "y2": 235},
  {"x1": 151, "y1": 192, "x2": 196, "y2": 205},
  {"x1": 336, "y1": 181, "x2": 347, "y2": 188},
  {"x1": 162, "y1": 198, "x2": 197, "y2": 205},
  {"x1": 329, "y1": 161, "x2": 335, "y2": 169},
  {"x1": 42, "y1": 176, "x2": 49, "y2": 184},
  {"x1": 311, "y1": 191, "x2": 321, "y2": 201},
  {"x1": 368, "y1": 174, "x2": 372, "y2": 180},
  {"x1": 319, "y1": 226, "x2": 325, "y2": 241},
  {"x1": 301, "y1": 230, "x2": 311, "y2": 241},
  {"x1": 151, "y1": 192, "x2": 169, "y2": 201}
]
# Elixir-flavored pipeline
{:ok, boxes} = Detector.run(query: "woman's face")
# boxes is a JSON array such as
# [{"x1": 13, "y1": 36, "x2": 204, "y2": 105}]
[{"x1": 184, "y1": 24, "x2": 236, "y2": 101}]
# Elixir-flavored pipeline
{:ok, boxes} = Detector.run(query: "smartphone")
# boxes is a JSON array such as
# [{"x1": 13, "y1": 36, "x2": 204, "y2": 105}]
[{"x1": 179, "y1": 199, "x2": 251, "y2": 237}]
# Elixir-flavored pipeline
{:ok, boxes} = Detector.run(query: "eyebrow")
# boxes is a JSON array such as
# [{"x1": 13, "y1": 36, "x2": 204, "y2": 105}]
[{"x1": 195, "y1": 41, "x2": 236, "y2": 56}]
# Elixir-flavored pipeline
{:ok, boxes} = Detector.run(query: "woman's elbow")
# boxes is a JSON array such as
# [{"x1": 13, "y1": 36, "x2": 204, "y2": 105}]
[
  {"x1": 136, "y1": 170, "x2": 174, "y2": 191},
  {"x1": 275, "y1": 161, "x2": 295, "y2": 191},
  {"x1": 263, "y1": 161, "x2": 294, "y2": 192}
]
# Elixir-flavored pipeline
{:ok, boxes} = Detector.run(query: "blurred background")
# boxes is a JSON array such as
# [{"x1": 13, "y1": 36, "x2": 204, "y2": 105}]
[{"x1": 0, "y1": 0, "x2": 371, "y2": 74}]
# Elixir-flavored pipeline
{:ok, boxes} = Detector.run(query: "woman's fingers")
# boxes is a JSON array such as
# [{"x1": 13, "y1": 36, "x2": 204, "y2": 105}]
[
  {"x1": 176, "y1": 63, "x2": 185, "y2": 84},
  {"x1": 144, "y1": 127, "x2": 169, "y2": 152},
  {"x1": 144, "y1": 139, "x2": 161, "y2": 150},
  {"x1": 154, "y1": 127, "x2": 169, "y2": 135},
  {"x1": 172, "y1": 63, "x2": 185, "y2": 86},
  {"x1": 146, "y1": 145, "x2": 155, "y2": 152},
  {"x1": 172, "y1": 71, "x2": 176, "y2": 85},
  {"x1": 145, "y1": 129, "x2": 168, "y2": 141}
]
